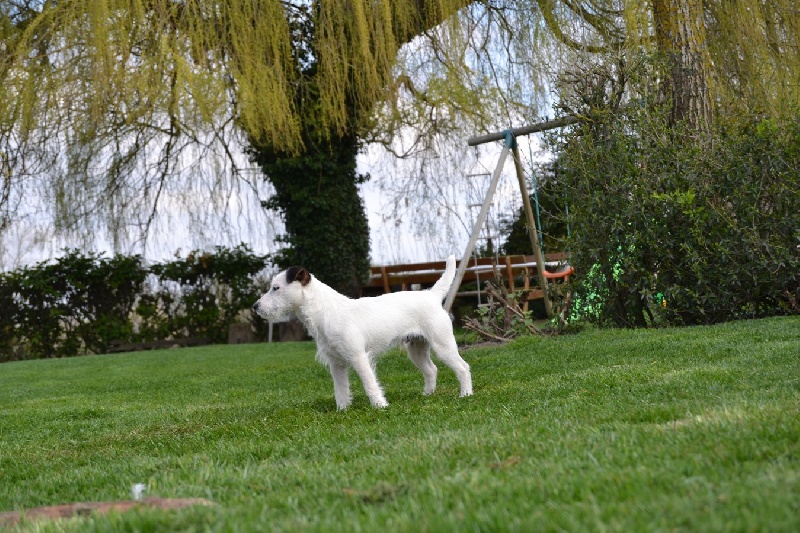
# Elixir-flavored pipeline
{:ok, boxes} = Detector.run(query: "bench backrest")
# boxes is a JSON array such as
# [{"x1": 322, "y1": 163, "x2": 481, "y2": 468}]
[{"x1": 363, "y1": 253, "x2": 570, "y2": 294}]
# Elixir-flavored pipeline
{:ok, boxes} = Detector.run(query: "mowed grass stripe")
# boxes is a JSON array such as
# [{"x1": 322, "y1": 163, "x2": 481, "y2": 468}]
[{"x1": 0, "y1": 317, "x2": 798, "y2": 531}]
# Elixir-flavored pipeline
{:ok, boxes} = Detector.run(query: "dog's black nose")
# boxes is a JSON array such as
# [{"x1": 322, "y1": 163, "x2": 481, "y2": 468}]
[{"x1": 252, "y1": 303, "x2": 259, "y2": 312}]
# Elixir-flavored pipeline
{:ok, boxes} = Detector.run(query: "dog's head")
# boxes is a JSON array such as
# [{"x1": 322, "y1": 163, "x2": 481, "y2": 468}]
[{"x1": 252, "y1": 266, "x2": 311, "y2": 322}]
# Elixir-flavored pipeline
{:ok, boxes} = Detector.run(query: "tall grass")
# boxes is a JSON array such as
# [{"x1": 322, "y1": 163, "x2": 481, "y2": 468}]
[{"x1": 1, "y1": 317, "x2": 798, "y2": 531}]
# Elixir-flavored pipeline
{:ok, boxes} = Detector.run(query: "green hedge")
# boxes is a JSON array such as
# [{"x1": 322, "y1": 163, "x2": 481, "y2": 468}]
[
  {"x1": 0, "y1": 245, "x2": 270, "y2": 361},
  {"x1": 558, "y1": 109, "x2": 800, "y2": 327}
]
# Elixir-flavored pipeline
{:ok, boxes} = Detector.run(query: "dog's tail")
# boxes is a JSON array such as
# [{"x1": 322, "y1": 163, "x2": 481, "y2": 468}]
[{"x1": 430, "y1": 254, "x2": 457, "y2": 301}]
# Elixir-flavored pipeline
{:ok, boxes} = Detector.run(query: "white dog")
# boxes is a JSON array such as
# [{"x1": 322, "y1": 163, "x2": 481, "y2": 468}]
[{"x1": 252, "y1": 255, "x2": 472, "y2": 410}]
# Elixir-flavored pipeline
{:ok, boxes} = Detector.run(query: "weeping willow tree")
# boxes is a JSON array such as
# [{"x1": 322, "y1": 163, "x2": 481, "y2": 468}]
[
  {"x1": 1, "y1": 0, "x2": 798, "y2": 285},
  {"x1": 532, "y1": 0, "x2": 800, "y2": 128},
  {"x1": 0, "y1": 0, "x2": 471, "y2": 289}
]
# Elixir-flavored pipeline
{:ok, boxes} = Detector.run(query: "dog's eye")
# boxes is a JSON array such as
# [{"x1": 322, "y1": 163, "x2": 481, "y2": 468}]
[{"x1": 272, "y1": 285, "x2": 279, "y2": 292}]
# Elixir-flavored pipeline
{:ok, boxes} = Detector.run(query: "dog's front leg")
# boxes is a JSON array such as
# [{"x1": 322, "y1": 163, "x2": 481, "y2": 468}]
[
  {"x1": 328, "y1": 359, "x2": 352, "y2": 411},
  {"x1": 350, "y1": 353, "x2": 388, "y2": 408}
]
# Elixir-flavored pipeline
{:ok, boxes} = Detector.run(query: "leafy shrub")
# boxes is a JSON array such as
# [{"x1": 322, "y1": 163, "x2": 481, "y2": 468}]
[
  {"x1": 1, "y1": 261, "x2": 66, "y2": 360},
  {"x1": 0, "y1": 245, "x2": 271, "y2": 361},
  {"x1": 142, "y1": 245, "x2": 270, "y2": 343},
  {"x1": 0, "y1": 251, "x2": 147, "y2": 360},
  {"x1": 556, "y1": 108, "x2": 800, "y2": 326}
]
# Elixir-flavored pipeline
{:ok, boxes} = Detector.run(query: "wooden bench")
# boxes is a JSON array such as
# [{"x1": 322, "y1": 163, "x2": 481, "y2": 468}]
[{"x1": 361, "y1": 253, "x2": 573, "y2": 305}]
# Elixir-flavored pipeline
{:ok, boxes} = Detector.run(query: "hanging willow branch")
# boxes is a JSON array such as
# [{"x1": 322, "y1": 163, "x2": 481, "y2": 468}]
[{"x1": 0, "y1": 0, "x2": 798, "y2": 256}]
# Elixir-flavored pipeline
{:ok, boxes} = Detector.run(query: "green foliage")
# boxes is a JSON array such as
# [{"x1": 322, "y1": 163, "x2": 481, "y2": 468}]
[
  {"x1": 0, "y1": 318, "x2": 798, "y2": 529},
  {"x1": 4, "y1": 0, "x2": 799, "y2": 279},
  {"x1": 556, "y1": 107, "x2": 800, "y2": 327},
  {"x1": 143, "y1": 245, "x2": 269, "y2": 343},
  {"x1": 0, "y1": 251, "x2": 146, "y2": 360},
  {"x1": 247, "y1": 6, "x2": 372, "y2": 298},
  {"x1": 0, "y1": 245, "x2": 270, "y2": 361},
  {"x1": 500, "y1": 161, "x2": 570, "y2": 256}
]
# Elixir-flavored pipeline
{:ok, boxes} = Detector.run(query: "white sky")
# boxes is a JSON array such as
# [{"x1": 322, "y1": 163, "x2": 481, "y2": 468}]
[
  {"x1": 359, "y1": 134, "x2": 545, "y2": 265},
  {"x1": 0, "y1": 131, "x2": 547, "y2": 271}
]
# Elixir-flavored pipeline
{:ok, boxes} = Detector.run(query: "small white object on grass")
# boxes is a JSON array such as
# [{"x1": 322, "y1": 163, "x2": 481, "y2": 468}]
[{"x1": 131, "y1": 483, "x2": 147, "y2": 501}]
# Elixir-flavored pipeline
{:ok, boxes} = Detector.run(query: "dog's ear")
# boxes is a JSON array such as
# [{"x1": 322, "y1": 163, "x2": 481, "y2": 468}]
[{"x1": 286, "y1": 266, "x2": 311, "y2": 286}]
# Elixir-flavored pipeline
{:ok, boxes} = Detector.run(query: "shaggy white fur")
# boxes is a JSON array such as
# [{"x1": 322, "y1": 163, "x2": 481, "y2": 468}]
[{"x1": 252, "y1": 255, "x2": 472, "y2": 409}]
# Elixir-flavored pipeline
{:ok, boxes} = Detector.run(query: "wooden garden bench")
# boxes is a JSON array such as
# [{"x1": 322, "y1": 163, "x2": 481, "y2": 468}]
[{"x1": 361, "y1": 253, "x2": 573, "y2": 305}]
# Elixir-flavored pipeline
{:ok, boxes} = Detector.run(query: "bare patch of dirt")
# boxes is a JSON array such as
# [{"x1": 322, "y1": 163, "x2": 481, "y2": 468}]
[{"x1": 0, "y1": 497, "x2": 214, "y2": 527}]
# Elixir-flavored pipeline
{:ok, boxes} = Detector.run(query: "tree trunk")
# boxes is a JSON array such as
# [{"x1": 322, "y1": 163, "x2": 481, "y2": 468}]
[
  {"x1": 250, "y1": 134, "x2": 371, "y2": 298},
  {"x1": 652, "y1": 0, "x2": 713, "y2": 131}
]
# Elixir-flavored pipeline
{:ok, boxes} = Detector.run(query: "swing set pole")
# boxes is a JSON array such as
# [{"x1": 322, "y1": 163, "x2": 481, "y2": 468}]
[
  {"x1": 511, "y1": 143, "x2": 554, "y2": 318},
  {"x1": 444, "y1": 143, "x2": 511, "y2": 313},
  {"x1": 467, "y1": 115, "x2": 580, "y2": 147},
  {"x1": 461, "y1": 122, "x2": 560, "y2": 318}
]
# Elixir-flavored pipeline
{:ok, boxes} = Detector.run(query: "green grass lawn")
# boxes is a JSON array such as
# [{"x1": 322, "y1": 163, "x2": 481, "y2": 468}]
[{"x1": 1, "y1": 317, "x2": 798, "y2": 531}]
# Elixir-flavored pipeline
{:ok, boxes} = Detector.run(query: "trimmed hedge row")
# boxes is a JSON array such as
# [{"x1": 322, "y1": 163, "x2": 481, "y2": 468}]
[{"x1": 0, "y1": 245, "x2": 272, "y2": 361}]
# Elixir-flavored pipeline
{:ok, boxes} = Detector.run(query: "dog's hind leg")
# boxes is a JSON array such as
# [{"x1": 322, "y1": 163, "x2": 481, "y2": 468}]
[
  {"x1": 404, "y1": 337, "x2": 438, "y2": 395},
  {"x1": 430, "y1": 334, "x2": 472, "y2": 396},
  {"x1": 328, "y1": 358, "x2": 352, "y2": 410},
  {"x1": 424, "y1": 312, "x2": 472, "y2": 397},
  {"x1": 350, "y1": 353, "x2": 389, "y2": 408}
]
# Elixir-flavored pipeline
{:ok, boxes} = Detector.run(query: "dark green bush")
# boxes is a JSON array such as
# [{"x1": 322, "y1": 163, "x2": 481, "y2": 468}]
[
  {"x1": 0, "y1": 245, "x2": 271, "y2": 361},
  {"x1": 1, "y1": 261, "x2": 66, "y2": 360},
  {"x1": 0, "y1": 251, "x2": 147, "y2": 360},
  {"x1": 143, "y1": 245, "x2": 269, "y2": 343},
  {"x1": 557, "y1": 108, "x2": 800, "y2": 326},
  {"x1": 500, "y1": 160, "x2": 570, "y2": 257}
]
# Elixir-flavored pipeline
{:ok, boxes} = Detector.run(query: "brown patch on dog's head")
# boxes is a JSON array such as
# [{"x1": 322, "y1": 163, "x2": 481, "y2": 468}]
[{"x1": 285, "y1": 266, "x2": 311, "y2": 286}]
